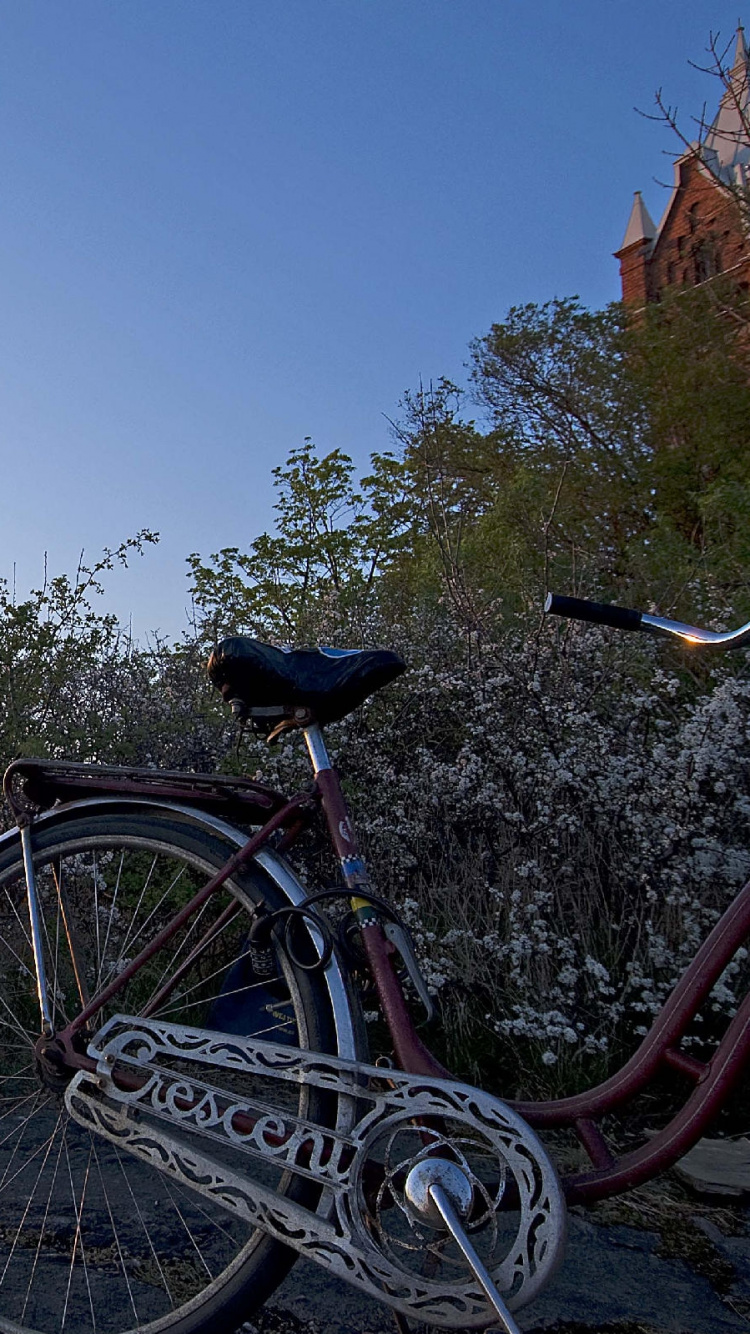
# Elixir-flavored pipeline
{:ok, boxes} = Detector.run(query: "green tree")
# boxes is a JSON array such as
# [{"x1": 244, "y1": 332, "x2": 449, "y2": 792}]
[
  {"x1": 187, "y1": 438, "x2": 413, "y2": 646},
  {"x1": 0, "y1": 533, "x2": 167, "y2": 766},
  {"x1": 625, "y1": 283, "x2": 750, "y2": 619},
  {"x1": 385, "y1": 378, "x2": 502, "y2": 631},
  {"x1": 468, "y1": 299, "x2": 652, "y2": 601}
]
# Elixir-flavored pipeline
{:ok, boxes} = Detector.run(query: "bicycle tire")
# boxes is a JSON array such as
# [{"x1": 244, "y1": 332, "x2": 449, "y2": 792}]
[{"x1": 0, "y1": 806, "x2": 341, "y2": 1334}]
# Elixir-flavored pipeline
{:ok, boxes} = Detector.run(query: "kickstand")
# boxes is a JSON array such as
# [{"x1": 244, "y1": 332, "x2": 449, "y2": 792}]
[{"x1": 391, "y1": 1313, "x2": 413, "y2": 1334}]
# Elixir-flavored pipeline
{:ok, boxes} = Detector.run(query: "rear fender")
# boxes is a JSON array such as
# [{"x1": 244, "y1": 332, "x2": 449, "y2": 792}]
[{"x1": 0, "y1": 795, "x2": 362, "y2": 1065}]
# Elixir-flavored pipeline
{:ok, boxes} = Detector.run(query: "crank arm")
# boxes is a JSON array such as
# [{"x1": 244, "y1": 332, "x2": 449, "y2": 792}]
[{"x1": 66, "y1": 1014, "x2": 566, "y2": 1329}]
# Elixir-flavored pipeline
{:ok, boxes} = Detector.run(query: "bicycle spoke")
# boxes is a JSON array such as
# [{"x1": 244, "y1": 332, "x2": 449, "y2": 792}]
[
  {"x1": 158, "y1": 983, "x2": 293, "y2": 1034},
  {"x1": 0, "y1": 1090, "x2": 46, "y2": 1160},
  {"x1": 0, "y1": 1075, "x2": 40, "y2": 1121},
  {"x1": 0, "y1": 1096, "x2": 56, "y2": 1199},
  {"x1": 167, "y1": 1177, "x2": 241, "y2": 1248},
  {"x1": 0, "y1": 1106, "x2": 63, "y2": 1291},
  {"x1": 20, "y1": 1116, "x2": 68, "y2": 1323},
  {"x1": 105, "y1": 858, "x2": 184, "y2": 982},
  {"x1": 51, "y1": 889, "x2": 63, "y2": 1032},
  {"x1": 0, "y1": 1001, "x2": 38, "y2": 1047},
  {"x1": 154, "y1": 938, "x2": 280, "y2": 1018},
  {"x1": 0, "y1": 931, "x2": 35, "y2": 984},
  {"x1": 61, "y1": 1129, "x2": 97, "y2": 1332},
  {"x1": 0, "y1": 1078, "x2": 37, "y2": 1096},
  {"x1": 94, "y1": 852, "x2": 160, "y2": 988},
  {"x1": 114, "y1": 1145, "x2": 174, "y2": 1310},
  {"x1": 92, "y1": 853, "x2": 103, "y2": 994},
  {"x1": 91, "y1": 1139, "x2": 139, "y2": 1329},
  {"x1": 95, "y1": 851, "x2": 125, "y2": 995},
  {"x1": 144, "y1": 894, "x2": 216, "y2": 1003},
  {"x1": 2, "y1": 886, "x2": 33, "y2": 954},
  {"x1": 161, "y1": 1177, "x2": 214, "y2": 1281},
  {"x1": 38, "y1": 898, "x2": 72, "y2": 1031},
  {"x1": 0, "y1": 812, "x2": 334, "y2": 1333}
]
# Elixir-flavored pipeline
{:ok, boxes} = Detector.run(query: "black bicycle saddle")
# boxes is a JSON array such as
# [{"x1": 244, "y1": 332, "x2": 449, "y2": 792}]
[{"x1": 208, "y1": 638, "x2": 406, "y2": 725}]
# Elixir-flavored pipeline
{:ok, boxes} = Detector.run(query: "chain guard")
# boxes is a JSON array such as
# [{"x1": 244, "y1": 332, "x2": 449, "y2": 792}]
[{"x1": 66, "y1": 1015, "x2": 566, "y2": 1329}]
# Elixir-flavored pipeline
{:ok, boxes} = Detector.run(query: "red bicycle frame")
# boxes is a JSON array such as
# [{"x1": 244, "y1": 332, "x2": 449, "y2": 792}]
[
  {"x1": 10, "y1": 731, "x2": 750, "y2": 1209},
  {"x1": 311, "y1": 739, "x2": 750, "y2": 1205}
]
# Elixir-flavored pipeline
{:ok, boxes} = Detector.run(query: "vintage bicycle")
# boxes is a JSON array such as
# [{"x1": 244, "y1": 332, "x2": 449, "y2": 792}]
[{"x1": 0, "y1": 593, "x2": 747, "y2": 1334}]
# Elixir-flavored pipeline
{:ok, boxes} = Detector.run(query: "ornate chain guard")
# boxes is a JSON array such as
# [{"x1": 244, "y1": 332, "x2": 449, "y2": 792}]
[{"x1": 66, "y1": 1016, "x2": 566, "y2": 1328}]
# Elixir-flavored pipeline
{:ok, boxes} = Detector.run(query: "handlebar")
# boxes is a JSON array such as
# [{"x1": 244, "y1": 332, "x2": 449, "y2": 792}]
[{"x1": 545, "y1": 592, "x2": 750, "y2": 649}]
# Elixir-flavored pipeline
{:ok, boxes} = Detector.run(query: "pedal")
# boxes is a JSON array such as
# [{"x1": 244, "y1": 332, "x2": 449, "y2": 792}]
[
  {"x1": 405, "y1": 1160, "x2": 522, "y2": 1334},
  {"x1": 67, "y1": 1014, "x2": 566, "y2": 1329}
]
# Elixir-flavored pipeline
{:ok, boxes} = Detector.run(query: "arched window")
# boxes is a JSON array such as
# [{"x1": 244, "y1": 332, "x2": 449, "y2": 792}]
[{"x1": 694, "y1": 242, "x2": 721, "y2": 283}]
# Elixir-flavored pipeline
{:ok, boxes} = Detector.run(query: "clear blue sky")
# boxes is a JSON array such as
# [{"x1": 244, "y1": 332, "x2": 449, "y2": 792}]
[{"x1": 0, "y1": 1, "x2": 743, "y2": 638}]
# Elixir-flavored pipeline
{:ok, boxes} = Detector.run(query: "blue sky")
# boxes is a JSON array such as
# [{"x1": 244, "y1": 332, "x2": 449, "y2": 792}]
[{"x1": 0, "y1": 1, "x2": 743, "y2": 638}]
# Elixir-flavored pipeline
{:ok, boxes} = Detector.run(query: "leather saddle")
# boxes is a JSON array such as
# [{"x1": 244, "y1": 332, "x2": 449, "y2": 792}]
[{"x1": 208, "y1": 638, "x2": 406, "y2": 725}]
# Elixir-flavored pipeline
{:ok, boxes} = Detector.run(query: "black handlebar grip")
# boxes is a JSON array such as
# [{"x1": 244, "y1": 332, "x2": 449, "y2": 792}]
[{"x1": 545, "y1": 593, "x2": 642, "y2": 632}]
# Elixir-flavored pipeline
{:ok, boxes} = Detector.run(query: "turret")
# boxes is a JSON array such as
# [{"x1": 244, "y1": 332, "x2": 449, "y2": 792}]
[{"x1": 614, "y1": 191, "x2": 656, "y2": 307}]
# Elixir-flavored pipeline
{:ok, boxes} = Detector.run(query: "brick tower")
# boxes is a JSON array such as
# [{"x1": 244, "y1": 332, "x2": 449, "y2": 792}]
[{"x1": 616, "y1": 25, "x2": 750, "y2": 308}]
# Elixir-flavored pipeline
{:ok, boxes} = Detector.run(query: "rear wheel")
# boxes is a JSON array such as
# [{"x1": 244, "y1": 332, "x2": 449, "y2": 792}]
[{"x1": 0, "y1": 808, "x2": 340, "y2": 1334}]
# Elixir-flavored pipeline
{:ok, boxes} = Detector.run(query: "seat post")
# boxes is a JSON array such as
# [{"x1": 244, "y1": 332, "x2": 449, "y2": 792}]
[
  {"x1": 303, "y1": 721, "x2": 363, "y2": 871},
  {"x1": 302, "y1": 722, "x2": 332, "y2": 775}
]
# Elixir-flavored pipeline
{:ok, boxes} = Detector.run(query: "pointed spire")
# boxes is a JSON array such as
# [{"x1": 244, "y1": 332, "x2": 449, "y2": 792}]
[
  {"x1": 703, "y1": 22, "x2": 750, "y2": 168},
  {"x1": 619, "y1": 192, "x2": 656, "y2": 250},
  {"x1": 732, "y1": 23, "x2": 748, "y2": 73}
]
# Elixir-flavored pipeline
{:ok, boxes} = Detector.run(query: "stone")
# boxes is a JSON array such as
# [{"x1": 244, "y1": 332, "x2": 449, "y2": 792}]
[{"x1": 674, "y1": 1138, "x2": 750, "y2": 1197}]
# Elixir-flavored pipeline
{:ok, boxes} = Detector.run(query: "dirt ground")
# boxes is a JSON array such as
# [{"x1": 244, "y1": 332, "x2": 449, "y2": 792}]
[{"x1": 240, "y1": 1175, "x2": 750, "y2": 1334}]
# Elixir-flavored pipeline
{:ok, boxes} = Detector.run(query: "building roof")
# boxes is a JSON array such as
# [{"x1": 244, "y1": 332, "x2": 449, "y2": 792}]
[
  {"x1": 618, "y1": 24, "x2": 750, "y2": 266},
  {"x1": 703, "y1": 25, "x2": 750, "y2": 178},
  {"x1": 619, "y1": 191, "x2": 657, "y2": 251}
]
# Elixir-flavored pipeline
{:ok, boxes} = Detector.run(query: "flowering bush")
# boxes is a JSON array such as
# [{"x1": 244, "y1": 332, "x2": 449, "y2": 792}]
[
  {"x1": 245, "y1": 615, "x2": 750, "y2": 1092},
  {"x1": 3, "y1": 539, "x2": 750, "y2": 1099}
]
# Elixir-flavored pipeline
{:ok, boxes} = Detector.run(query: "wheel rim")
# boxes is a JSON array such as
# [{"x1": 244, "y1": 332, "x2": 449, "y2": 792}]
[{"x1": 0, "y1": 819, "x2": 329, "y2": 1334}]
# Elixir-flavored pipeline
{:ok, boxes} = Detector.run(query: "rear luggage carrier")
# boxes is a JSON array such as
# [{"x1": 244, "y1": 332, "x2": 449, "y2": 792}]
[{"x1": 3, "y1": 758, "x2": 299, "y2": 827}]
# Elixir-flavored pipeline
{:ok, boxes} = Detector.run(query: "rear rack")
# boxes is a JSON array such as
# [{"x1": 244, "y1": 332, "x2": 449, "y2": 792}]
[{"x1": 3, "y1": 759, "x2": 297, "y2": 827}]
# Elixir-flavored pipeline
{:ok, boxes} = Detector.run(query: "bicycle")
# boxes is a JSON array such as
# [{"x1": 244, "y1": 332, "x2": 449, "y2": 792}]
[{"x1": 0, "y1": 594, "x2": 747, "y2": 1334}]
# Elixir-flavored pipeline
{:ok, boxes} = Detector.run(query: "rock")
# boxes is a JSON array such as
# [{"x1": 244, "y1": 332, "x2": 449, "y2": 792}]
[
  {"x1": 674, "y1": 1138, "x2": 750, "y2": 1197},
  {"x1": 262, "y1": 1209, "x2": 750, "y2": 1333}
]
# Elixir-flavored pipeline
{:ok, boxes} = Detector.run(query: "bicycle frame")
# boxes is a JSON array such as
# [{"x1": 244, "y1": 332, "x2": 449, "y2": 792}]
[
  {"x1": 307, "y1": 724, "x2": 750, "y2": 1206},
  {"x1": 12, "y1": 720, "x2": 750, "y2": 1210}
]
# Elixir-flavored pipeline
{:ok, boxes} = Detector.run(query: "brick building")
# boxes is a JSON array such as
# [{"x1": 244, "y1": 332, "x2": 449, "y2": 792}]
[{"x1": 616, "y1": 25, "x2": 750, "y2": 308}]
